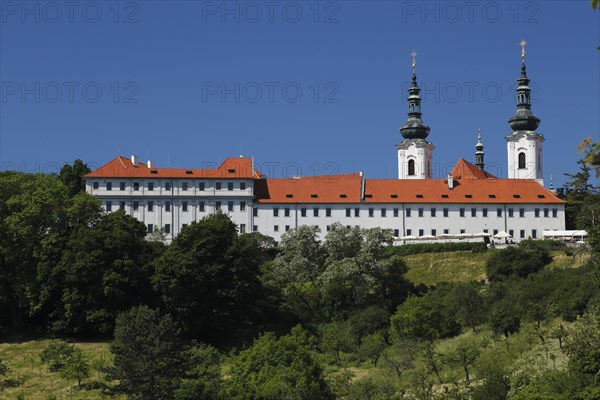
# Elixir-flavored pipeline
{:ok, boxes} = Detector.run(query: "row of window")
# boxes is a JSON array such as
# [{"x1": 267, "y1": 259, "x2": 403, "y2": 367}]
[
  {"x1": 93, "y1": 181, "x2": 247, "y2": 192},
  {"x1": 106, "y1": 200, "x2": 247, "y2": 212},
  {"x1": 254, "y1": 207, "x2": 559, "y2": 218}
]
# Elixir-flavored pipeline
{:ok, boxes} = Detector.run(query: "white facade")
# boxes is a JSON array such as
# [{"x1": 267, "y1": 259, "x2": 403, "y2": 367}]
[
  {"x1": 396, "y1": 140, "x2": 434, "y2": 180},
  {"x1": 507, "y1": 131, "x2": 544, "y2": 185}
]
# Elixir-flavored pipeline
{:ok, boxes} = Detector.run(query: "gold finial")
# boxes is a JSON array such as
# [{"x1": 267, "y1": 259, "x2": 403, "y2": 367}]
[
  {"x1": 411, "y1": 50, "x2": 417, "y2": 72},
  {"x1": 478, "y1": 128, "x2": 481, "y2": 140},
  {"x1": 520, "y1": 39, "x2": 527, "y2": 62}
]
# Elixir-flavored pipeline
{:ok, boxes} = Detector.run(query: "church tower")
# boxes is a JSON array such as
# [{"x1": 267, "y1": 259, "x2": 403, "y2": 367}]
[
  {"x1": 506, "y1": 40, "x2": 544, "y2": 185},
  {"x1": 475, "y1": 128, "x2": 485, "y2": 171},
  {"x1": 397, "y1": 51, "x2": 434, "y2": 179}
]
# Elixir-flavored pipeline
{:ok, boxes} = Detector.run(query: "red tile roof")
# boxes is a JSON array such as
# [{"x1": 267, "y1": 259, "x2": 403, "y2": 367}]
[
  {"x1": 85, "y1": 156, "x2": 261, "y2": 179},
  {"x1": 450, "y1": 158, "x2": 496, "y2": 179},
  {"x1": 254, "y1": 174, "x2": 362, "y2": 203}
]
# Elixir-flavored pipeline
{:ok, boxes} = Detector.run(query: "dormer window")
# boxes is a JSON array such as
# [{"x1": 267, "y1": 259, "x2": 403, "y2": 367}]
[{"x1": 285, "y1": 194, "x2": 293, "y2": 198}]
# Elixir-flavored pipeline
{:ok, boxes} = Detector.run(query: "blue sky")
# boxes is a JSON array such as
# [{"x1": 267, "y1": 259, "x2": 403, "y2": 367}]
[{"x1": 1, "y1": 1, "x2": 598, "y2": 187}]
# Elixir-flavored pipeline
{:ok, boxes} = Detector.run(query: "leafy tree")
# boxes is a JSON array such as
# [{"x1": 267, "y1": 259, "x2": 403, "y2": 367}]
[
  {"x1": 40, "y1": 340, "x2": 77, "y2": 372},
  {"x1": 421, "y1": 341, "x2": 444, "y2": 385},
  {"x1": 321, "y1": 321, "x2": 355, "y2": 364},
  {"x1": 346, "y1": 306, "x2": 390, "y2": 344},
  {"x1": 562, "y1": 159, "x2": 600, "y2": 229},
  {"x1": 59, "y1": 159, "x2": 91, "y2": 197},
  {"x1": 448, "y1": 283, "x2": 485, "y2": 333},
  {"x1": 472, "y1": 354, "x2": 511, "y2": 400},
  {"x1": 109, "y1": 306, "x2": 186, "y2": 399},
  {"x1": 174, "y1": 345, "x2": 223, "y2": 400},
  {"x1": 0, "y1": 358, "x2": 9, "y2": 377},
  {"x1": 566, "y1": 308, "x2": 600, "y2": 378},
  {"x1": 444, "y1": 338, "x2": 483, "y2": 382},
  {"x1": 224, "y1": 326, "x2": 334, "y2": 400},
  {"x1": 489, "y1": 300, "x2": 521, "y2": 338},
  {"x1": 486, "y1": 246, "x2": 551, "y2": 282},
  {"x1": 153, "y1": 213, "x2": 268, "y2": 341},
  {"x1": 359, "y1": 331, "x2": 387, "y2": 367},
  {"x1": 390, "y1": 291, "x2": 460, "y2": 342},
  {"x1": 59, "y1": 349, "x2": 89, "y2": 388},
  {"x1": 382, "y1": 339, "x2": 417, "y2": 379}
]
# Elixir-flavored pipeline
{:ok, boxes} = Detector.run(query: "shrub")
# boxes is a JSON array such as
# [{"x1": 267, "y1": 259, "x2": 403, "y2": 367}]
[
  {"x1": 486, "y1": 247, "x2": 552, "y2": 281},
  {"x1": 40, "y1": 340, "x2": 77, "y2": 372},
  {"x1": 386, "y1": 242, "x2": 487, "y2": 257}
]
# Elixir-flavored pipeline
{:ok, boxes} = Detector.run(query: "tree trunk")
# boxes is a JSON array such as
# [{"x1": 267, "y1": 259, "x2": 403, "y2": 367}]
[{"x1": 464, "y1": 365, "x2": 470, "y2": 382}]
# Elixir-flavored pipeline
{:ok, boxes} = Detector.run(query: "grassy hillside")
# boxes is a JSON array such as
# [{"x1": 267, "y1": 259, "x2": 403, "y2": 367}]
[{"x1": 0, "y1": 339, "x2": 122, "y2": 400}]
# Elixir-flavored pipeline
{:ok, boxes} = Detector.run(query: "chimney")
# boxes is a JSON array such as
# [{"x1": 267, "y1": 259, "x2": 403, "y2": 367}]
[
  {"x1": 147, "y1": 160, "x2": 154, "y2": 168},
  {"x1": 131, "y1": 155, "x2": 138, "y2": 167},
  {"x1": 447, "y1": 174, "x2": 454, "y2": 189}
]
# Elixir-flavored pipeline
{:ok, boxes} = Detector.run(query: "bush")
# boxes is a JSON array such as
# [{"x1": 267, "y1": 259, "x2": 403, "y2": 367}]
[
  {"x1": 386, "y1": 242, "x2": 487, "y2": 257},
  {"x1": 486, "y1": 247, "x2": 552, "y2": 281},
  {"x1": 40, "y1": 340, "x2": 77, "y2": 372}
]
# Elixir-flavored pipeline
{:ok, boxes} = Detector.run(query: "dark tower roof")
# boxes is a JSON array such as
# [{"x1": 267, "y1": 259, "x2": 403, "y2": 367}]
[
  {"x1": 508, "y1": 41, "x2": 541, "y2": 132},
  {"x1": 400, "y1": 51, "x2": 430, "y2": 140}
]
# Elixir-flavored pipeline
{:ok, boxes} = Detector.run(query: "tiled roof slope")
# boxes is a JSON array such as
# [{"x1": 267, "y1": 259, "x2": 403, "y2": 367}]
[
  {"x1": 85, "y1": 156, "x2": 261, "y2": 179},
  {"x1": 254, "y1": 174, "x2": 362, "y2": 204},
  {"x1": 450, "y1": 158, "x2": 496, "y2": 179}
]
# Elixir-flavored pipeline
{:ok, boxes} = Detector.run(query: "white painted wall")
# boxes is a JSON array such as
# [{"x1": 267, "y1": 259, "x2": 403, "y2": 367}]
[
  {"x1": 396, "y1": 140, "x2": 434, "y2": 179},
  {"x1": 507, "y1": 132, "x2": 544, "y2": 185}
]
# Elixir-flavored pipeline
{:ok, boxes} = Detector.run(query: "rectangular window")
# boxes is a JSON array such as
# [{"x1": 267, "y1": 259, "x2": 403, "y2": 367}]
[
  {"x1": 406, "y1": 208, "x2": 412, "y2": 217},
  {"x1": 240, "y1": 182, "x2": 246, "y2": 190},
  {"x1": 326, "y1": 208, "x2": 332, "y2": 217},
  {"x1": 519, "y1": 208, "x2": 525, "y2": 218},
  {"x1": 274, "y1": 225, "x2": 279, "y2": 232},
  {"x1": 273, "y1": 208, "x2": 279, "y2": 217},
  {"x1": 482, "y1": 208, "x2": 488, "y2": 217},
  {"x1": 418, "y1": 229, "x2": 424, "y2": 237},
  {"x1": 381, "y1": 208, "x2": 387, "y2": 217},
  {"x1": 165, "y1": 201, "x2": 171, "y2": 212},
  {"x1": 148, "y1": 201, "x2": 154, "y2": 212},
  {"x1": 106, "y1": 182, "x2": 112, "y2": 191},
  {"x1": 544, "y1": 208, "x2": 549, "y2": 217},
  {"x1": 443, "y1": 229, "x2": 449, "y2": 234},
  {"x1": 228, "y1": 201, "x2": 234, "y2": 212},
  {"x1": 253, "y1": 208, "x2": 258, "y2": 217},
  {"x1": 534, "y1": 208, "x2": 540, "y2": 217},
  {"x1": 93, "y1": 182, "x2": 99, "y2": 190},
  {"x1": 240, "y1": 224, "x2": 246, "y2": 234},
  {"x1": 148, "y1": 182, "x2": 154, "y2": 191},
  {"x1": 120, "y1": 182, "x2": 126, "y2": 191},
  {"x1": 552, "y1": 208, "x2": 558, "y2": 218},
  {"x1": 253, "y1": 225, "x2": 258, "y2": 232},
  {"x1": 354, "y1": 208, "x2": 360, "y2": 217},
  {"x1": 532, "y1": 229, "x2": 537, "y2": 239},
  {"x1": 216, "y1": 182, "x2": 222, "y2": 190},
  {"x1": 369, "y1": 208, "x2": 374, "y2": 217},
  {"x1": 393, "y1": 229, "x2": 399, "y2": 237},
  {"x1": 406, "y1": 229, "x2": 412, "y2": 236},
  {"x1": 459, "y1": 208, "x2": 465, "y2": 217},
  {"x1": 393, "y1": 208, "x2": 399, "y2": 217},
  {"x1": 199, "y1": 182, "x2": 205, "y2": 191},
  {"x1": 182, "y1": 182, "x2": 189, "y2": 191},
  {"x1": 285, "y1": 225, "x2": 290, "y2": 232},
  {"x1": 493, "y1": 229, "x2": 498, "y2": 235},
  {"x1": 431, "y1": 208, "x2": 436, "y2": 217},
  {"x1": 520, "y1": 229, "x2": 525, "y2": 239},
  {"x1": 216, "y1": 201, "x2": 222, "y2": 210},
  {"x1": 165, "y1": 182, "x2": 171, "y2": 191},
  {"x1": 497, "y1": 208, "x2": 502, "y2": 217},
  {"x1": 133, "y1": 201, "x2": 139, "y2": 211},
  {"x1": 240, "y1": 201, "x2": 246, "y2": 211},
  {"x1": 418, "y1": 208, "x2": 424, "y2": 217},
  {"x1": 199, "y1": 201, "x2": 205, "y2": 212},
  {"x1": 508, "y1": 208, "x2": 514, "y2": 217},
  {"x1": 431, "y1": 229, "x2": 436, "y2": 236},
  {"x1": 147, "y1": 224, "x2": 153, "y2": 233},
  {"x1": 313, "y1": 208, "x2": 319, "y2": 217},
  {"x1": 346, "y1": 208, "x2": 351, "y2": 217},
  {"x1": 120, "y1": 201, "x2": 125, "y2": 210},
  {"x1": 182, "y1": 224, "x2": 187, "y2": 228},
  {"x1": 301, "y1": 208, "x2": 307, "y2": 217},
  {"x1": 106, "y1": 201, "x2": 112, "y2": 211},
  {"x1": 285, "y1": 208, "x2": 290, "y2": 217},
  {"x1": 165, "y1": 224, "x2": 171, "y2": 234},
  {"x1": 509, "y1": 229, "x2": 514, "y2": 237},
  {"x1": 228, "y1": 182, "x2": 233, "y2": 191},
  {"x1": 182, "y1": 201, "x2": 188, "y2": 212},
  {"x1": 460, "y1": 229, "x2": 466, "y2": 234},
  {"x1": 443, "y1": 208, "x2": 449, "y2": 217},
  {"x1": 471, "y1": 208, "x2": 477, "y2": 217},
  {"x1": 133, "y1": 182, "x2": 139, "y2": 191}
]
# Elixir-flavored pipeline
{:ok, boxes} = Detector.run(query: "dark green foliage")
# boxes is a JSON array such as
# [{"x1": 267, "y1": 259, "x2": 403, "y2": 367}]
[
  {"x1": 489, "y1": 300, "x2": 521, "y2": 337},
  {"x1": 110, "y1": 306, "x2": 186, "y2": 399},
  {"x1": 358, "y1": 331, "x2": 387, "y2": 367},
  {"x1": 0, "y1": 358, "x2": 9, "y2": 377},
  {"x1": 320, "y1": 321, "x2": 355, "y2": 364},
  {"x1": 346, "y1": 306, "x2": 390, "y2": 343},
  {"x1": 566, "y1": 309, "x2": 600, "y2": 378},
  {"x1": 385, "y1": 242, "x2": 487, "y2": 257},
  {"x1": 153, "y1": 213, "x2": 269, "y2": 342},
  {"x1": 59, "y1": 349, "x2": 89, "y2": 388},
  {"x1": 486, "y1": 246, "x2": 552, "y2": 282},
  {"x1": 448, "y1": 282, "x2": 486, "y2": 333},
  {"x1": 59, "y1": 159, "x2": 91, "y2": 197},
  {"x1": 174, "y1": 345, "x2": 223, "y2": 400},
  {"x1": 390, "y1": 289, "x2": 461, "y2": 342},
  {"x1": 224, "y1": 326, "x2": 333, "y2": 400},
  {"x1": 40, "y1": 340, "x2": 77, "y2": 372}
]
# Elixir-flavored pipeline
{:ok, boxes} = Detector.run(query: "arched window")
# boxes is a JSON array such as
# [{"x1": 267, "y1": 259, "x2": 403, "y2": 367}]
[
  {"x1": 408, "y1": 159, "x2": 415, "y2": 176},
  {"x1": 518, "y1": 152, "x2": 526, "y2": 169}
]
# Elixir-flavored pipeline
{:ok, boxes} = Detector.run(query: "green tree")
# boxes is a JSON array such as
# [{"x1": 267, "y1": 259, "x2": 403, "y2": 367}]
[
  {"x1": 359, "y1": 331, "x2": 387, "y2": 367},
  {"x1": 174, "y1": 345, "x2": 223, "y2": 400},
  {"x1": 489, "y1": 300, "x2": 521, "y2": 338},
  {"x1": 59, "y1": 349, "x2": 89, "y2": 389},
  {"x1": 40, "y1": 340, "x2": 77, "y2": 372},
  {"x1": 109, "y1": 306, "x2": 186, "y2": 399},
  {"x1": 321, "y1": 321, "x2": 355, "y2": 365},
  {"x1": 224, "y1": 326, "x2": 333, "y2": 400},
  {"x1": 59, "y1": 159, "x2": 91, "y2": 197},
  {"x1": 566, "y1": 308, "x2": 600, "y2": 378},
  {"x1": 444, "y1": 338, "x2": 482, "y2": 382},
  {"x1": 153, "y1": 213, "x2": 269, "y2": 341},
  {"x1": 448, "y1": 283, "x2": 485, "y2": 333},
  {"x1": 486, "y1": 246, "x2": 551, "y2": 282}
]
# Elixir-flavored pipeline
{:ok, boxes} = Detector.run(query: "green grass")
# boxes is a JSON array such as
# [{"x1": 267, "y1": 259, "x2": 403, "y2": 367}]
[
  {"x1": 403, "y1": 250, "x2": 492, "y2": 285},
  {"x1": 0, "y1": 339, "x2": 123, "y2": 400}
]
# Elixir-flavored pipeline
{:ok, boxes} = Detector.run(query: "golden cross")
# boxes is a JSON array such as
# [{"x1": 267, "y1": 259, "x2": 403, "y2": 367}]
[
  {"x1": 411, "y1": 50, "x2": 417, "y2": 72},
  {"x1": 520, "y1": 39, "x2": 527, "y2": 62}
]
